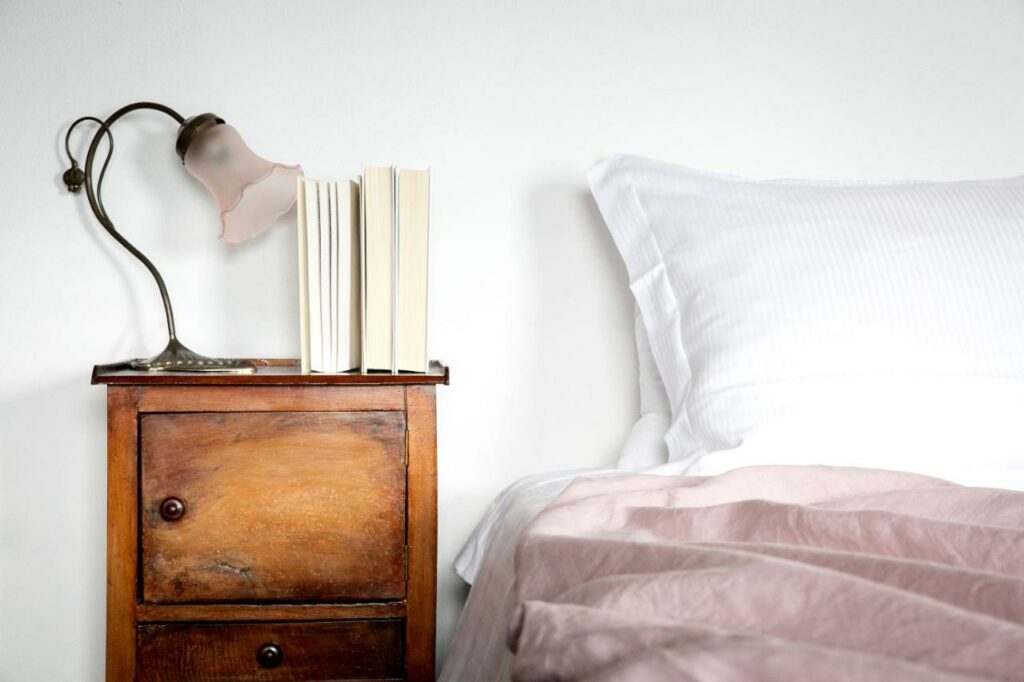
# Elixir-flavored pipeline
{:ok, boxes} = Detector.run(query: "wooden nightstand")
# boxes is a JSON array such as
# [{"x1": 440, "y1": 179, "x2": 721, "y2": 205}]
[{"x1": 93, "y1": 360, "x2": 448, "y2": 682}]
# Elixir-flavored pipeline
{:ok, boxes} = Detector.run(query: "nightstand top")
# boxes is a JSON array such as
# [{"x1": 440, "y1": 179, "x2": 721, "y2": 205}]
[{"x1": 92, "y1": 359, "x2": 449, "y2": 386}]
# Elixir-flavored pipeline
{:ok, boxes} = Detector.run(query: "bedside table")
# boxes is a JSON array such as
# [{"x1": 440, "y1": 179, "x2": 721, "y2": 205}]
[{"x1": 93, "y1": 360, "x2": 448, "y2": 681}]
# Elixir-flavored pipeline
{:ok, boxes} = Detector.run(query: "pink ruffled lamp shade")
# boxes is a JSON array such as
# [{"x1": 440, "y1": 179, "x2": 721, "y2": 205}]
[{"x1": 183, "y1": 123, "x2": 302, "y2": 243}]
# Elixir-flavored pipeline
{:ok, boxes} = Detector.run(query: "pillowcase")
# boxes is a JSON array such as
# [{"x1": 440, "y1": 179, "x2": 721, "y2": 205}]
[
  {"x1": 588, "y1": 154, "x2": 1024, "y2": 486},
  {"x1": 616, "y1": 306, "x2": 671, "y2": 469}
]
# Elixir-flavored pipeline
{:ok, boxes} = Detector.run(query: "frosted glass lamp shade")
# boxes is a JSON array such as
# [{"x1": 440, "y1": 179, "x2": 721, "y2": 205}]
[{"x1": 183, "y1": 123, "x2": 301, "y2": 243}]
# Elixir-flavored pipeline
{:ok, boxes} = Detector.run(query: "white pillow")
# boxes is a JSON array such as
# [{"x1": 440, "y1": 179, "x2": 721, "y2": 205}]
[
  {"x1": 588, "y1": 154, "x2": 1024, "y2": 486},
  {"x1": 617, "y1": 307, "x2": 670, "y2": 469}
]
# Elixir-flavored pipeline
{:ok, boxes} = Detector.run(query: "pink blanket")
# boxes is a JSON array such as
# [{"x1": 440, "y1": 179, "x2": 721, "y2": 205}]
[{"x1": 509, "y1": 466, "x2": 1024, "y2": 681}]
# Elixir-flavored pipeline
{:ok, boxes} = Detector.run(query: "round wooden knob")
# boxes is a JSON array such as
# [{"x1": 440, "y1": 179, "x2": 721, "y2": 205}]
[
  {"x1": 159, "y1": 497, "x2": 185, "y2": 522},
  {"x1": 257, "y1": 643, "x2": 283, "y2": 669}
]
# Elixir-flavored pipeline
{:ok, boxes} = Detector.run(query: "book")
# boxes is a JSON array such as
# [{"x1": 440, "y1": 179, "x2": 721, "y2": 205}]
[
  {"x1": 337, "y1": 180, "x2": 361, "y2": 371},
  {"x1": 297, "y1": 167, "x2": 429, "y2": 375},
  {"x1": 361, "y1": 166, "x2": 395, "y2": 372},
  {"x1": 296, "y1": 176, "x2": 311, "y2": 374},
  {"x1": 296, "y1": 176, "x2": 361, "y2": 373},
  {"x1": 319, "y1": 180, "x2": 334, "y2": 372},
  {"x1": 304, "y1": 178, "x2": 323, "y2": 372},
  {"x1": 328, "y1": 181, "x2": 339, "y2": 371},
  {"x1": 396, "y1": 168, "x2": 430, "y2": 372}
]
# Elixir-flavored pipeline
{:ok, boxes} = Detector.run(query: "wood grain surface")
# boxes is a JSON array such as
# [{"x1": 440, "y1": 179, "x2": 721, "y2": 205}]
[
  {"x1": 137, "y1": 601, "x2": 405, "y2": 623},
  {"x1": 136, "y1": 620, "x2": 404, "y2": 681},
  {"x1": 137, "y1": 385, "x2": 405, "y2": 413},
  {"x1": 140, "y1": 411, "x2": 407, "y2": 603},
  {"x1": 404, "y1": 386, "x2": 438, "y2": 680},
  {"x1": 105, "y1": 387, "x2": 139, "y2": 682}
]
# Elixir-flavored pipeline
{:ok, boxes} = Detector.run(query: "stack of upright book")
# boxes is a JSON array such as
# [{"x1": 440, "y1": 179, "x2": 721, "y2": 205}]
[{"x1": 296, "y1": 166, "x2": 430, "y2": 374}]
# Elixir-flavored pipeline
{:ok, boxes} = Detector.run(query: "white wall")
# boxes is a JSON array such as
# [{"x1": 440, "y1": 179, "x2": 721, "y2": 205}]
[{"x1": 2, "y1": 1, "x2": 1024, "y2": 678}]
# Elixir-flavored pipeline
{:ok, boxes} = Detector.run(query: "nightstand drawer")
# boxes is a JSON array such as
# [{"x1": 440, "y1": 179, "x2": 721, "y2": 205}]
[
  {"x1": 137, "y1": 620, "x2": 404, "y2": 681},
  {"x1": 140, "y1": 411, "x2": 407, "y2": 603}
]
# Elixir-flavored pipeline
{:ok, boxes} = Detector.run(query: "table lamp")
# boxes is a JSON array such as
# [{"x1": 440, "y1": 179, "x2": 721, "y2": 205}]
[{"x1": 62, "y1": 101, "x2": 301, "y2": 373}]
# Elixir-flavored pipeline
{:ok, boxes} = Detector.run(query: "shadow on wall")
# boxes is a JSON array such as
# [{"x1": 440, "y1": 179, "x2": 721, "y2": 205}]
[
  {"x1": 434, "y1": 177, "x2": 636, "y2": 670},
  {"x1": 522, "y1": 178, "x2": 636, "y2": 470}
]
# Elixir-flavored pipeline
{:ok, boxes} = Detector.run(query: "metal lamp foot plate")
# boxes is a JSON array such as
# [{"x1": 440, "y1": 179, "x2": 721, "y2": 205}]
[{"x1": 130, "y1": 340, "x2": 256, "y2": 373}]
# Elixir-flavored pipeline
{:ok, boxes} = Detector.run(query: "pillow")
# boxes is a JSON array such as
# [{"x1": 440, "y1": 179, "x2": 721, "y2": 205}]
[
  {"x1": 588, "y1": 154, "x2": 1024, "y2": 486},
  {"x1": 616, "y1": 306, "x2": 670, "y2": 469}
]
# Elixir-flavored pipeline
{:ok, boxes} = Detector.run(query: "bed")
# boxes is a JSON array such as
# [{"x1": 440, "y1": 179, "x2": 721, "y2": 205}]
[
  {"x1": 441, "y1": 468, "x2": 604, "y2": 681},
  {"x1": 441, "y1": 155, "x2": 1024, "y2": 681}
]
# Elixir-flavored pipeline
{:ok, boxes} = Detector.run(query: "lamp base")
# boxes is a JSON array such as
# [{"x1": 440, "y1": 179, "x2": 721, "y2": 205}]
[{"x1": 129, "y1": 339, "x2": 256, "y2": 373}]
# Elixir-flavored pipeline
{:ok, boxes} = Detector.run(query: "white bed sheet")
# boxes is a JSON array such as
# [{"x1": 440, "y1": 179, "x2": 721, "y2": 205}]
[
  {"x1": 441, "y1": 469, "x2": 608, "y2": 682},
  {"x1": 441, "y1": 461, "x2": 689, "y2": 682}
]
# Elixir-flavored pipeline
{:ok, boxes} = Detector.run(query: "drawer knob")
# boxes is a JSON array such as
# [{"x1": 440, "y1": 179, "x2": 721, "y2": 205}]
[
  {"x1": 257, "y1": 642, "x2": 283, "y2": 669},
  {"x1": 159, "y1": 497, "x2": 186, "y2": 522}
]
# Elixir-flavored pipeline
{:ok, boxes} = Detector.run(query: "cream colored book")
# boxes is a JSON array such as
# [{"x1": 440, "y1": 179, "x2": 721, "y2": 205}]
[
  {"x1": 304, "y1": 179, "x2": 324, "y2": 373},
  {"x1": 359, "y1": 174, "x2": 366, "y2": 373},
  {"x1": 336, "y1": 180, "x2": 361, "y2": 371},
  {"x1": 300, "y1": 176, "x2": 363, "y2": 374},
  {"x1": 317, "y1": 180, "x2": 331, "y2": 373},
  {"x1": 296, "y1": 176, "x2": 311, "y2": 374},
  {"x1": 396, "y1": 168, "x2": 430, "y2": 372},
  {"x1": 361, "y1": 166, "x2": 395, "y2": 372},
  {"x1": 328, "y1": 181, "x2": 340, "y2": 372}
]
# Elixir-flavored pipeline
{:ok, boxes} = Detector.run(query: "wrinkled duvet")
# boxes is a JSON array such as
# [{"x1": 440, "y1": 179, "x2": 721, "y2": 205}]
[{"x1": 508, "y1": 466, "x2": 1024, "y2": 681}]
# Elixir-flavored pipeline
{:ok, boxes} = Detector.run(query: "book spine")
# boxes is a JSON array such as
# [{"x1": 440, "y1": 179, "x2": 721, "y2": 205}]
[
  {"x1": 396, "y1": 168, "x2": 430, "y2": 372},
  {"x1": 296, "y1": 176, "x2": 310, "y2": 374},
  {"x1": 346, "y1": 180, "x2": 362, "y2": 371},
  {"x1": 420, "y1": 170, "x2": 430, "y2": 372},
  {"x1": 391, "y1": 166, "x2": 399, "y2": 375},
  {"x1": 359, "y1": 174, "x2": 367, "y2": 374},
  {"x1": 318, "y1": 181, "x2": 331, "y2": 373},
  {"x1": 306, "y1": 180, "x2": 323, "y2": 373},
  {"x1": 329, "y1": 181, "x2": 340, "y2": 373}
]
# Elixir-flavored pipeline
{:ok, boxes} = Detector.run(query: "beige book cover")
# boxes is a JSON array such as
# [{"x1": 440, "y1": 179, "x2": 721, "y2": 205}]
[
  {"x1": 396, "y1": 168, "x2": 430, "y2": 372},
  {"x1": 328, "y1": 181, "x2": 339, "y2": 372},
  {"x1": 317, "y1": 180, "x2": 332, "y2": 372},
  {"x1": 361, "y1": 166, "x2": 394, "y2": 371},
  {"x1": 304, "y1": 179, "x2": 324, "y2": 373},
  {"x1": 337, "y1": 180, "x2": 361, "y2": 371},
  {"x1": 296, "y1": 176, "x2": 311, "y2": 374}
]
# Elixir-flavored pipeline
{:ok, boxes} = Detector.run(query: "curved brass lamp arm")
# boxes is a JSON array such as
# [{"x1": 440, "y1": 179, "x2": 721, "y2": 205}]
[
  {"x1": 63, "y1": 101, "x2": 255, "y2": 373},
  {"x1": 65, "y1": 101, "x2": 185, "y2": 341}
]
